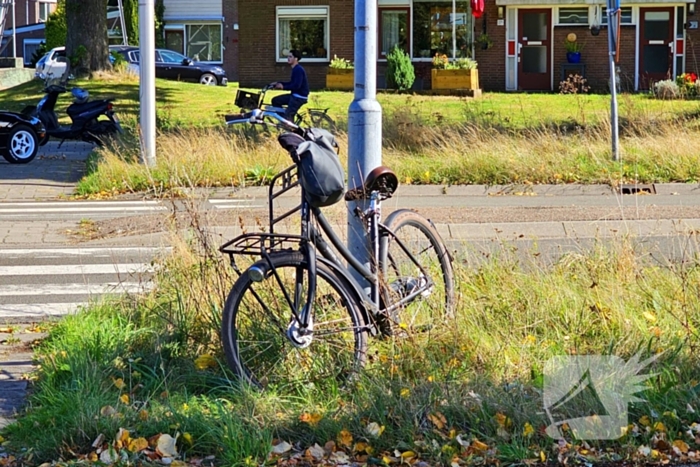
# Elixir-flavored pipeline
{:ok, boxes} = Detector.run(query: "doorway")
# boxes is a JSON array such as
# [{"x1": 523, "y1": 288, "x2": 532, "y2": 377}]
[
  {"x1": 518, "y1": 9, "x2": 551, "y2": 90},
  {"x1": 639, "y1": 7, "x2": 674, "y2": 90}
]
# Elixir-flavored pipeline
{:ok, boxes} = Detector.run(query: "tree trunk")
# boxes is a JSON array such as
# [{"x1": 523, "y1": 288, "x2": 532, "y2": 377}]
[{"x1": 65, "y1": 0, "x2": 111, "y2": 75}]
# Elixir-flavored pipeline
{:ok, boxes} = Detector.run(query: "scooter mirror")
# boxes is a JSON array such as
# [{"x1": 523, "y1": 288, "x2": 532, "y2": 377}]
[{"x1": 38, "y1": 72, "x2": 46, "y2": 80}]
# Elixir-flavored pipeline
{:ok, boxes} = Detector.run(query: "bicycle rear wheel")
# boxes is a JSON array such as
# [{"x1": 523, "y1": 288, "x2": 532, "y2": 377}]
[
  {"x1": 221, "y1": 252, "x2": 368, "y2": 390},
  {"x1": 306, "y1": 110, "x2": 336, "y2": 132},
  {"x1": 379, "y1": 210, "x2": 455, "y2": 334}
]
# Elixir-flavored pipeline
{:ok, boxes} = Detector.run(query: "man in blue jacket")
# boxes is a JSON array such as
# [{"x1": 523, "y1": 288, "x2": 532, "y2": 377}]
[{"x1": 271, "y1": 49, "x2": 309, "y2": 122}]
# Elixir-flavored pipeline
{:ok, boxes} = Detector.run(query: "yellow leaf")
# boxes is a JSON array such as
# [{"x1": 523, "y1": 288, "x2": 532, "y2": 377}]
[
  {"x1": 355, "y1": 441, "x2": 369, "y2": 453},
  {"x1": 138, "y1": 409, "x2": 149, "y2": 421},
  {"x1": 171, "y1": 461, "x2": 188, "y2": 467},
  {"x1": 654, "y1": 422, "x2": 666, "y2": 432},
  {"x1": 540, "y1": 451, "x2": 547, "y2": 462},
  {"x1": 400, "y1": 388, "x2": 411, "y2": 398},
  {"x1": 119, "y1": 394, "x2": 130, "y2": 404},
  {"x1": 494, "y1": 412, "x2": 507, "y2": 427},
  {"x1": 194, "y1": 354, "x2": 217, "y2": 370},
  {"x1": 299, "y1": 412, "x2": 323, "y2": 425},
  {"x1": 383, "y1": 455, "x2": 395, "y2": 465},
  {"x1": 673, "y1": 440, "x2": 689, "y2": 454},
  {"x1": 523, "y1": 423, "x2": 534, "y2": 437},
  {"x1": 643, "y1": 312, "x2": 657, "y2": 323},
  {"x1": 401, "y1": 451, "x2": 416, "y2": 459},
  {"x1": 639, "y1": 415, "x2": 651, "y2": 426},
  {"x1": 128, "y1": 437, "x2": 149, "y2": 452},
  {"x1": 338, "y1": 429, "x2": 353, "y2": 447},
  {"x1": 113, "y1": 378, "x2": 125, "y2": 389},
  {"x1": 472, "y1": 440, "x2": 488, "y2": 451},
  {"x1": 182, "y1": 432, "x2": 193, "y2": 446},
  {"x1": 428, "y1": 412, "x2": 446, "y2": 430}
]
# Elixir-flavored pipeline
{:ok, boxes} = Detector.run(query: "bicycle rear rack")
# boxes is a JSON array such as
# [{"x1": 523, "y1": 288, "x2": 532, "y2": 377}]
[
  {"x1": 220, "y1": 232, "x2": 304, "y2": 257},
  {"x1": 268, "y1": 164, "x2": 301, "y2": 233}
]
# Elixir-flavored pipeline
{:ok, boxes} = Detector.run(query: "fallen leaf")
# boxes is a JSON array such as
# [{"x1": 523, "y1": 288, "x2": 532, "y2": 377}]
[
  {"x1": 472, "y1": 440, "x2": 488, "y2": 452},
  {"x1": 128, "y1": 437, "x2": 149, "y2": 452},
  {"x1": 100, "y1": 405, "x2": 117, "y2": 417},
  {"x1": 119, "y1": 394, "x2": 130, "y2": 404},
  {"x1": 91, "y1": 433, "x2": 105, "y2": 448},
  {"x1": 157, "y1": 434, "x2": 179, "y2": 458},
  {"x1": 339, "y1": 428, "x2": 354, "y2": 446},
  {"x1": 428, "y1": 412, "x2": 447, "y2": 430},
  {"x1": 271, "y1": 441, "x2": 292, "y2": 455},
  {"x1": 523, "y1": 422, "x2": 534, "y2": 437},
  {"x1": 365, "y1": 422, "x2": 384, "y2": 438},
  {"x1": 331, "y1": 451, "x2": 350, "y2": 463},
  {"x1": 643, "y1": 312, "x2": 657, "y2": 323},
  {"x1": 194, "y1": 354, "x2": 217, "y2": 370},
  {"x1": 307, "y1": 444, "x2": 325, "y2": 460},
  {"x1": 673, "y1": 440, "x2": 689, "y2": 454},
  {"x1": 299, "y1": 412, "x2": 323, "y2": 425},
  {"x1": 99, "y1": 447, "x2": 119, "y2": 464},
  {"x1": 113, "y1": 378, "x2": 125, "y2": 389}
]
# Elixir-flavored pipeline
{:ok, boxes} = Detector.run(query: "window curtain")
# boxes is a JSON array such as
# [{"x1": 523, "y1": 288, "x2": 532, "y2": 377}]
[
  {"x1": 279, "y1": 19, "x2": 291, "y2": 58},
  {"x1": 382, "y1": 12, "x2": 400, "y2": 55}
]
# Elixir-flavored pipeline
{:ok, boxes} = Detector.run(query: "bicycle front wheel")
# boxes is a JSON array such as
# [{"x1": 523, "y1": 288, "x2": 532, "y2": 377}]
[
  {"x1": 221, "y1": 252, "x2": 368, "y2": 391},
  {"x1": 307, "y1": 110, "x2": 336, "y2": 132},
  {"x1": 379, "y1": 210, "x2": 455, "y2": 333}
]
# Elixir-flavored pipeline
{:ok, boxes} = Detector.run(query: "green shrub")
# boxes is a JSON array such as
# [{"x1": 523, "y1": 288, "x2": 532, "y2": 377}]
[
  {"x1": 386, "y1": 45, "x2": 415, "y2": 91},
  {"x1": 44, "y1": 0, "x2": 66, "y2": 50}
]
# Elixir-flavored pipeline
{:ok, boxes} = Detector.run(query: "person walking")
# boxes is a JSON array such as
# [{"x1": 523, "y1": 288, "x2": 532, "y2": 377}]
[{"x1": 270, "y1": 49, "x2": 309, "y2": 122}]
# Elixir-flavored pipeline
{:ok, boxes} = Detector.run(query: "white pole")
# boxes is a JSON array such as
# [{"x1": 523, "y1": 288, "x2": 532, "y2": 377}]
[
  {"x1": 118, "y1": 0, "x2": 128, "y2": 45},
  {"x1": 139, "y1": 0, "x2": 156, "y2": 166},
  {"x1": 347, "y1": 0, "x2": 382, "y2": 285},
  {"x1": 606, "y1": 0, "x2": 620, "y2": 161},
  {"x1": 11, "y1": 0, "x2": 15, "y2": 58}
]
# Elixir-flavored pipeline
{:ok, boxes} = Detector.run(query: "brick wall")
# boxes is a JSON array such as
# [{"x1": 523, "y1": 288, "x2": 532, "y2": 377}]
[
  {"x1": 685, "y1": 1, "x2": 700, "y2": 76},
  {"x1": 473, "y1": 1, "x2": 505, "y2": 91},
  {"x1": 238, "y1": 0, "x2": 354, "y2": 89}
]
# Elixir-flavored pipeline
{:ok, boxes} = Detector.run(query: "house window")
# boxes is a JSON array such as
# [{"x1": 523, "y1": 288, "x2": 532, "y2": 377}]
[
  {"x1": 558, "y1": 7, "x2": 589, "y2": 25},
  {"x1": 186, "y1": 24, "x2": 222, "y2": 62},
  {"x1": 276, "y1": 6, "x2": 329, "y2": 62},
  {"x1": 601, "y1": 7, "x2": 633, "y2": 25},
  {"x1": 23, "y1": 39, "x2": 44, "y2": 66},
  {"x1": 413, "y1": 1, "x2": 472, "y2": 60},
  {"x1": 38, "y1": 2, "x2": 53, "y2": 22},
  {"x1": 380, "y1": 8, "x2": 409, "y2": 58}
]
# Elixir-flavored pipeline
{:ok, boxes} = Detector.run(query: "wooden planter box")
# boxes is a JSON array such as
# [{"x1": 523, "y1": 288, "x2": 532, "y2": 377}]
[
  {"x1": 431, "y1": 68, "x2": 480, "y2": 91},
  {"x1": 326, "y1": 68, "x2": 354, "y2": 90}
]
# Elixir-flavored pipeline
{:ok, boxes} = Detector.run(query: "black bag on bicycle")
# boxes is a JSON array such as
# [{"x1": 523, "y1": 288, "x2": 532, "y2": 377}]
[{"x1": 286, "y1": 129, "x2": 345, "y2": 208}]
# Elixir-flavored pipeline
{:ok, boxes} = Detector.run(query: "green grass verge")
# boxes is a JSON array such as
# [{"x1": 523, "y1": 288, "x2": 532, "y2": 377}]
[{"x1": 2, "y1": 236, "x2": 699, "y2": 465}]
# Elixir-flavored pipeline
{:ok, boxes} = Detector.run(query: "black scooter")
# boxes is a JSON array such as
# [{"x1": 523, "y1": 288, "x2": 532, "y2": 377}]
[{"x1": 25, "y1": 70, "x2": 122, "y2": 147}]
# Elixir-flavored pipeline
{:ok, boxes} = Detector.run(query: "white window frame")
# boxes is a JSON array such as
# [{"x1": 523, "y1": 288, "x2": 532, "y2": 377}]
[
  {"x1": 276, "y1": 6, "x2": 330, "y2": 63},
  {"x1": 601, "y1": 6, "x2": 635, "y2": 25},
  {"x1": 556, "y1": 6, "x2": 592, "y2": 26},
  {"x1": 38, "y1": 1, "x2": 54, "y2": 22}
]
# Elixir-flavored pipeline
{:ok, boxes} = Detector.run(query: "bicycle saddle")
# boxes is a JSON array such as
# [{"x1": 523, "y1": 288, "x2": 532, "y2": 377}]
[{"x1": 345, "y1": 166, "x2": 399, "y2": 201}]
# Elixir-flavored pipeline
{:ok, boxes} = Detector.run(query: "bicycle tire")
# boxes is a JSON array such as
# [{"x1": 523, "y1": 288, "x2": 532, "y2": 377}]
[
  {"x1": 306, "y1": 110, "x2": 336, "y2": 132},
  {"x1": 379, "y1": 210, "x2": 455, "y2": 334},
  {"x1": 221, "y1": 251, "x2": 368, "y2": 390}
]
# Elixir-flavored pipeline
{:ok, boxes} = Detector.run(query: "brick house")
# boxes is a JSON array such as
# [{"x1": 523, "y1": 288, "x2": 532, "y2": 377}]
[
  {"x1": 231, "y1": 0, "x2": 700, "y2": 92},
  {"x1": 0, "y1": 0, "x2": 57, "y2": 65}
]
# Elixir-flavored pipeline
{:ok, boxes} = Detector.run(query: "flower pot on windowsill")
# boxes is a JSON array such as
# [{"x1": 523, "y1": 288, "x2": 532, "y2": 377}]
[
  {"x1": 326, "y1": 68, "x2": 354, "y2": 90},
  {"x1": 431, "y1": 68, "x2": 480, "y2": 91},
  {"x1": 566, "y1": 52, "x2": 582, "y2": 64}
]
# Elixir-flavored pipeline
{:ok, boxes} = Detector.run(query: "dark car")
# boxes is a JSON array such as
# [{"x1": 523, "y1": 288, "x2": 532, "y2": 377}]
[
  {"x1": 0, "y1": 112, "x2": 45, "y2": 164},
  {"x1": 111, "y1": 46, "x2": 228, "y2": 86}
]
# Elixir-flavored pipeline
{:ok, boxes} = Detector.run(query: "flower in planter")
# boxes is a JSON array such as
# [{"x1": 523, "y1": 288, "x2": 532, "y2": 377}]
[
  {"x1": 432, "y1": 53, "x2": 477, "y2": 70},
  {"x1": 564, "y1": 33, "x2": 584, "y2": 53},
  {"x1": 329, "y1": 55, "x2": 354, "y2": 70}
]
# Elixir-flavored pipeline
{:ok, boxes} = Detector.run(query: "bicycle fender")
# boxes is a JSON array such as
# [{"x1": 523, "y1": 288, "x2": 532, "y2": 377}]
[{"x1": 317, "y1": 257, "x2": 380, "y2": 336}]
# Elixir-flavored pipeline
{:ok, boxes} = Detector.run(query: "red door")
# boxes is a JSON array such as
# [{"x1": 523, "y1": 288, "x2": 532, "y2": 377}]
[
  {"x1": 639, "y1": 7, "x2": 674, "y2": 90},
  {"x1": 518, "y1": 9, "x2": 551, "y2": 90}
]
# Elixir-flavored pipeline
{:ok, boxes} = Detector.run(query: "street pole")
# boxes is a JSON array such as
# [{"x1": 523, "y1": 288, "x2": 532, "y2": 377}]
[
  {"x1": 347, "y1": 0, "x2": 382, "y2": 284},
  {"x1": 607, "y1": 0, "x2": 620, "y2": 161},
  {"x1": 138, "y1": 0, "x2": 156, "y2": 167},
  {"x1": 11, "y1": 0, "x2": 15, "y2": 58}
]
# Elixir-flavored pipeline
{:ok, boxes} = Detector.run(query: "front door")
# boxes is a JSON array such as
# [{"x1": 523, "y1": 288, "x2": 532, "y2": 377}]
[
  {"x1": 639, "y1": 7, "x2": 674, "y2": 90},
  {"x1": 518, "y1": 9, "x2": 551, "y2": 90}
]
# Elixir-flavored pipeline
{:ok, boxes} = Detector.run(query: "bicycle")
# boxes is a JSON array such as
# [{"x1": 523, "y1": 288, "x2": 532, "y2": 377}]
[
  {"x1": 234, "y1": 85, "x2": 336, "y2": 133},
  {"x1": 220, "y1": 109, "x2": 455, "y2": 390}
]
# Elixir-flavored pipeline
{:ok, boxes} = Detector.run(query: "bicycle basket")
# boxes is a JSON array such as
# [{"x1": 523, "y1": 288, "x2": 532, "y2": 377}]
[{"x1": 234, "y1": 90, "x2": 262, "y2": 109}]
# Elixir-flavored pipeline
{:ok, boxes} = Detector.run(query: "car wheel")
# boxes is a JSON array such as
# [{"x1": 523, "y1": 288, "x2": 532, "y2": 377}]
[
  {"x1": 199, "y1": 73, "x2": 217, "y2": 85},
  {"x1": 3, "y1": 125, "x2": 38, "y2": 164}
]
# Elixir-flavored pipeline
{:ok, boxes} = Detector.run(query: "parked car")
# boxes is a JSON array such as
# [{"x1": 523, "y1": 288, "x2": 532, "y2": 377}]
[
  {"x1": 35, "y1": 46, "x2": 67, "y2": 78},
  {"x1": 0, "y1": 112, "x2": 46, "y2": 164},
  {"x1": 112, "y1": 46, "x2": 228, "y2": 86}
]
